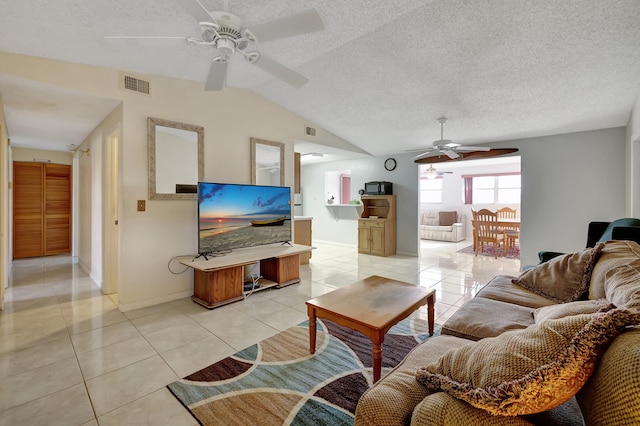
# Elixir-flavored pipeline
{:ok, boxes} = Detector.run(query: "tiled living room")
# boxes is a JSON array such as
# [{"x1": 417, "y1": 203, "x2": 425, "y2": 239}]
[{"x1": 0, "y1": 239, "x2": 520, "y2": 425}]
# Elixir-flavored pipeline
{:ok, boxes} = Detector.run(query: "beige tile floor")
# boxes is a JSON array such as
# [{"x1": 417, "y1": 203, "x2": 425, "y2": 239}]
[{"x1": 0, "y1": 239, "x2": 520, "y2": 425}]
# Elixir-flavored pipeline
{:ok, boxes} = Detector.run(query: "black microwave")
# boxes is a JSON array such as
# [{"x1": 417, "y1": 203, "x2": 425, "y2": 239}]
[{"x1": 364, "y1": 181, "x2": 393, "y2": 195}]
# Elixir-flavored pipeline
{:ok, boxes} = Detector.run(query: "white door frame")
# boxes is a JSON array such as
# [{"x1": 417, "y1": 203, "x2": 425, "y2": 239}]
[{"x1": 102, "y1": 125, "x2": 121, "y2": 295}]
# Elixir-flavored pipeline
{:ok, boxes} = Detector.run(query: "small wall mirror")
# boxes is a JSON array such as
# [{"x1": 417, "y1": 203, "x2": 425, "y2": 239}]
[
  {"x1": 148, "y1": 117, "x2": 204, "y2": 200},
  {"x1": 251, "y1": 137, "x2": 284, "y2": 186}
]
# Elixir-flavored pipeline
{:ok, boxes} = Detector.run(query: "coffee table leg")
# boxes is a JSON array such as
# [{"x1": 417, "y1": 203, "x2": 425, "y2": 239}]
[
  {"x1": 372, "y1": 334, "x2": 384, "y2": 383},
  {"x1": 308, "y1": 306, "x2": 316, "y2": 354},
  {"x1": 428, "y1": 293, "x2": 435, "y2": 336}
]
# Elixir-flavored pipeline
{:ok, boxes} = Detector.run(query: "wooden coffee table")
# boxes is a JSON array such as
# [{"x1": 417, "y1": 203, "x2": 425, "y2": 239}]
[{"x1": 306, "y1": 275, "x2": 436, "y2": 383}]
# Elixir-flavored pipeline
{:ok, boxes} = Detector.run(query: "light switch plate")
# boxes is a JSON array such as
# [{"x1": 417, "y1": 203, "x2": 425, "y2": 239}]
[{"x1": 137, "y1": 200, "x2": 145, "y2": 211}]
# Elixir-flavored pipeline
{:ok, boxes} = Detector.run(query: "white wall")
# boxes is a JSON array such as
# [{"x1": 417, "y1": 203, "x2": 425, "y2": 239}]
[
  {"x1": 301, "y1": 153, "x2": 420, "y2": 256},
  {"x1": 12, "y1": 147, "x2": 72, "y2": 165},
  {"x1": 493, "y1": 127, "x2": 626, "y2": 265},
  {"x1": 626, "y1": 91, "x2": 640, "y2": 216},
  {"x1": 302, "y1": 127, "x2": 626, "y2": 266},
  {"x1": 0, "y1": 98, "x2": 8, "y2": 305}
]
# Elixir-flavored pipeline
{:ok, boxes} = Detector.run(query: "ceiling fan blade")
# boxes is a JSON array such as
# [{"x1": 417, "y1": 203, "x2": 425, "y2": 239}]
[
  {"x1": 454, "y1": 145, "x2": 491, "y2": 152},
  {"x1": 412, "y1": 151, "x2": 439, "y2": 161},
  {"x1": 444, "y1": 150, "x2": 460, "y2": 160},
  {"x1": 414, "y1": 148, "x2": 519, "y2": 164},
  {"x1": 176, "y1": 0, "x2": 217, "y2": 23},
  {"x1": 104, "y1": 36, "x2": 188, "y2": 46},
  {"x1": 205, "y1": 59, "x2": 228, "y2": 91},
  {"x1": 251, "y1": 54, "x2": 308, "y2": 88},
  {"x1": 458, "y1": 148, "x2": 519, "y2": 160},
  {"x1": 249, "y1": 8, "x2": 324, "y2": 42}
]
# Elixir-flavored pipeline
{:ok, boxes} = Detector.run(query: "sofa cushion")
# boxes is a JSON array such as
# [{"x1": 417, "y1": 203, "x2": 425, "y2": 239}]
[
  {"x1": 589, "y1": 240, "x2": 640, "y2": 300},
  {"x1": 533, "y1": 300, "x2": 613, "y2": 323},
  {"x1": 411, "y1": 392, "x2": 585, "y2": 426},
  {"x1": 439, "y1": 211, "x2": 457, "y2": 226},
  {"x1": 422, "y1": 225, "x2": 454, "y2": 232},
  {"x1": 421, "y1": 211, "x2": 440, "y2": 226},
  {"x1": 411, "y1": 392, "x2": 535, "y2": 425},
  {"x1": 416, "y1": 308, "x2": 639, "y2": 417},
  {"x1": 475, "y1": 275, "x2": 557, "y2": 308},
  {"x1": 354, "y1": 335, "x2": 472, "y2": 426},
  {"x1": 603, "y1": 259, "x2": 640, "y2": 310},
  {"x1": 512, "y1": 244, "x2": 604, "y2": 303},
  {"x1": 576, "y1": 327, "x2": 640, "y2": 425},
  {"x1": 441, "y1": 297, "x2": 535, "y2": 341}
]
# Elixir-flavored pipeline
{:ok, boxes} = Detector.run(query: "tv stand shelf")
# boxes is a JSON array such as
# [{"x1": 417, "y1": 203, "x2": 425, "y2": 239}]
[{"x1": 178, "y1": 244, "x2": 313, "y2": 309}]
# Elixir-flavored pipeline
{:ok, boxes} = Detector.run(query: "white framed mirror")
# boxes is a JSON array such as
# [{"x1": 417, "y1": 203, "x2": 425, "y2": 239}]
[
  {"x1": 148, "y1": 117, "x2": 204, "y2": 200},
  {"x1": 251, "y1": 137, "x2": 284, "y2": 186}
]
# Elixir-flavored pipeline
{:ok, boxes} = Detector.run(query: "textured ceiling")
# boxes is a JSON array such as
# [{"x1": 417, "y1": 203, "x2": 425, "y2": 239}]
[{"x1": 1, "y1": 0, "x2": 639, "y2": 156}]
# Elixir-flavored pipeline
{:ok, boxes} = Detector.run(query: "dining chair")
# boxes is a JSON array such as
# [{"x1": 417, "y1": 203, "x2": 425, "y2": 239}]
[
  {"x1": 471, "y1": 208, "x2": 479, "y2": 252},
  {"x1": 474, "y1": 208, "x2": 505, "y2": 258},
  {"x1": 496, "y1": 207, "x2": 519, "y2": 251}
]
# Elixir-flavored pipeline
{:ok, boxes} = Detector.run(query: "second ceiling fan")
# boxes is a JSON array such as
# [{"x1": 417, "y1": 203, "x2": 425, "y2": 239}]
[{"x1": 413, "y1": 117, "x2": 518, "y2": 164}]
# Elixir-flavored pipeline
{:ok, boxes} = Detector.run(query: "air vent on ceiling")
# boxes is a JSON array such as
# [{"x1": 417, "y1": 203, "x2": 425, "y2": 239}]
[
  {"x1": 120, "y1": 73, "x2": 151, "y2": 95},
  {"x1": 305, "y1": 126, "x2": 316, "y2": 136}
]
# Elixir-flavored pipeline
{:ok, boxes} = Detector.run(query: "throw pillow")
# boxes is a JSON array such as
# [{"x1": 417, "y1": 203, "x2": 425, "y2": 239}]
[
  {"x1": 416, "y1": 308, "x2": 640, "y2": 417},
  {"x1": 512, "y1": 243, "x2": 605, "y2": 303},
  {"x1": 589, "y1": 240, "x2": 640, "y2": 300},
  {"x1": 603, "y1": 260, "x2": 640, "y2": 310},
  {"x1": 533, "y1": 299, "x2": 614, "y2": 323},
  {"x1": 439, "y1": 211, "x2": 457, "y2": 226}
]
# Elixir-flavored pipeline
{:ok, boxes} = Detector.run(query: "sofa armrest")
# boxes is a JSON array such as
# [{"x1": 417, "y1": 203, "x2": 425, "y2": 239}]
[{"x1": 411, "y1": 392, "x2": 534, "y2": 426}]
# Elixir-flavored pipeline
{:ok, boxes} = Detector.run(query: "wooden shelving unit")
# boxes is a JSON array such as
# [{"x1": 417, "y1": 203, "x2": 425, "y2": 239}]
[
  {"x1": 358, "y1": 195, "x2": 396, "y2": 256},
  {"x1": 179, "y1": 244, "x2": 313, "y2": 309}
]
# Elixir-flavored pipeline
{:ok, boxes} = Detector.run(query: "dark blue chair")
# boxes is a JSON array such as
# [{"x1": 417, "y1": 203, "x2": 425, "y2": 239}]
[{"x1": 537, "y1": 218, "x2": 640, "y2": 263}]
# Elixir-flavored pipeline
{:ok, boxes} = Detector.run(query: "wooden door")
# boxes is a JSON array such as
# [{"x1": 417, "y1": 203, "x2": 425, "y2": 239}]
[
  {"x1": 370, "y1": 226, "x2": 386, "y2": 255},
  {"x1": 358, "y1": 223, "x2": 371, "y2": 253},
  {"x1": 13, "y1": 162, "x2": 71, "y2": 259},
  {"x1": 13, "y1": 162, "x2": 44, "y2": 258},
  {"x1": 44, "y1": 164, "x2": 71, "y2": 255}
]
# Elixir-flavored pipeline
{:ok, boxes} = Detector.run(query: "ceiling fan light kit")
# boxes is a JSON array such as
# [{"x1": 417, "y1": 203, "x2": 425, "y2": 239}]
[
  {"x1": 107, "y1": 0, "x2": 325, "y2": 91},
  {"x1": 413, "y1": 116, "x2": 518, "y2": 164}
]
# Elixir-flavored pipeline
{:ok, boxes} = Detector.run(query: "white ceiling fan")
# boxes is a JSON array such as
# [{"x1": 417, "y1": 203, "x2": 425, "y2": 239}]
[
  {"x1": 423, "y1": 165, "x2": 452, "y2": 179},
  {"x1": 106, "y1": 0, "x2": 324, "y2": 90},
  {"x1": 412, "y1": 117, "x2": 490, "y2": 163}
]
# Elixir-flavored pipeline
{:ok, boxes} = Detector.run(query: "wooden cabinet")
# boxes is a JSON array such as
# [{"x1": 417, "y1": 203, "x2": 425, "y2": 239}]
[
  {"x1": 294, "y1": 218, "x2": 312, "y2": 264},
  {"x1": 358, "y1": 195, "x2": 396, "y2": 257},
  {"x1": 181, "y1": 244, "x2": 313, "y2": 309},
  {"x1": 193, "y1": 266, "x2": 245, "y2": 309}
]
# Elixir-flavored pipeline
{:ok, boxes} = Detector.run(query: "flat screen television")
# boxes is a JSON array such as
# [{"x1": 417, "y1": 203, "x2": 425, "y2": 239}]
[{"x1": 197, "y1": 182, "x2": 292, "y2": 255}]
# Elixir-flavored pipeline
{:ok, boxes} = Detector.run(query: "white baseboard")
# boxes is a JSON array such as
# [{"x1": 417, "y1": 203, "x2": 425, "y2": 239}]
[
  {"x1": 312, "y1": 239, "x2": 357, "y2": 249},
  {"x1": 117, "y1": 290, "x2": 192, "y2": 312}
]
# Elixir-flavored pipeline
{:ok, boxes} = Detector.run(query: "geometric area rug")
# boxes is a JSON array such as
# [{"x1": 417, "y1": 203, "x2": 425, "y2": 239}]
[
  {"x1": 457, "y1": 244, "x2": 520, "y2": 259},
  {"x1": 167, "y1": 317, "x2": 440, "y2": 426}
]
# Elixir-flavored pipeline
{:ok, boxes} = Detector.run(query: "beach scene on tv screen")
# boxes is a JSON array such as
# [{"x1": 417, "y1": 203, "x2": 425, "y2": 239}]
[{"x1": 198, "y1": 183, "x2": 292, "y2": 253}]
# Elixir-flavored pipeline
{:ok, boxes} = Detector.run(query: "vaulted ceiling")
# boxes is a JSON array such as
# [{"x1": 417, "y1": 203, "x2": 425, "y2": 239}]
[{"x1": 1, "y1": 0, "x2": 639, "y2": 156}]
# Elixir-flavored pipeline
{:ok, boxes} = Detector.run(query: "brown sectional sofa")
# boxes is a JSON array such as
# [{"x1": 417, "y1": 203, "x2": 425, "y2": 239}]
[{"x1": 355, "y1": 240, "x2": 640, "y2": 425}]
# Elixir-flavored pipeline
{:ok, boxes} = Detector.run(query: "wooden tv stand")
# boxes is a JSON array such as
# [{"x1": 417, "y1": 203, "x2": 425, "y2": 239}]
[{"x1": 178, "y1": 244, "x2": 313, "y2": 309}]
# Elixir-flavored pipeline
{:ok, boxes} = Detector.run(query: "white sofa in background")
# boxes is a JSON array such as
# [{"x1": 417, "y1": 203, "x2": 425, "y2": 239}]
[{"x1": 420, "y1": 210, "x2": 466, "y2": 242}]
